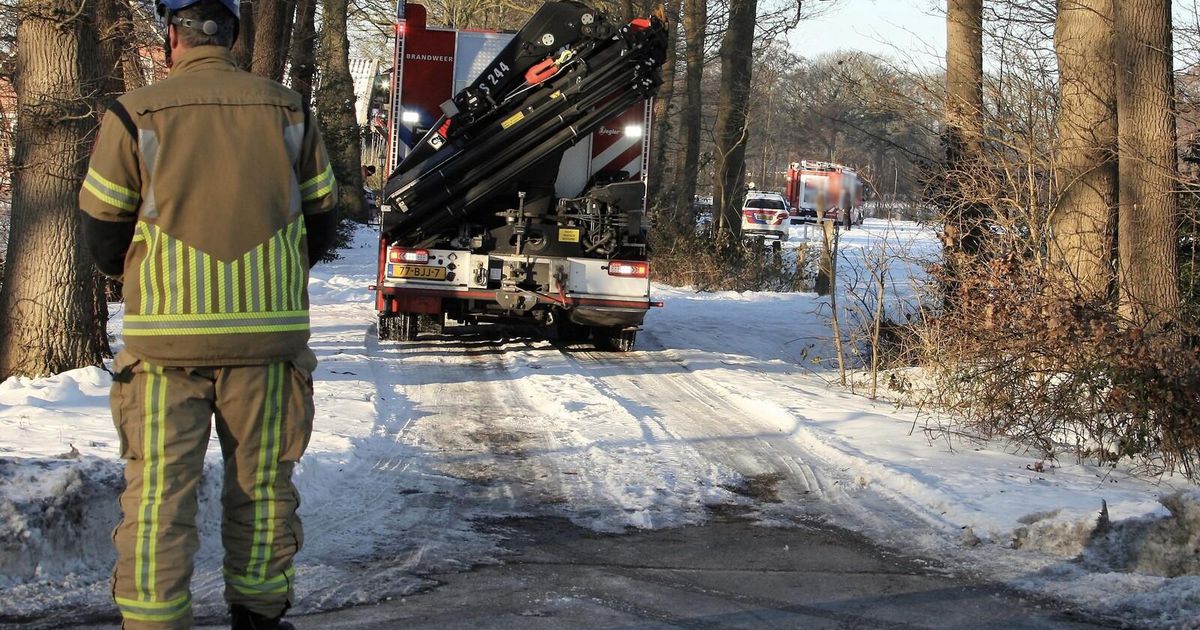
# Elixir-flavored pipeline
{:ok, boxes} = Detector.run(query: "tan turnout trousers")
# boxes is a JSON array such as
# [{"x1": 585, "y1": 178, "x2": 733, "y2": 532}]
[{"x1": 109, "y1": 349, "x2": 316, "y2": 629}]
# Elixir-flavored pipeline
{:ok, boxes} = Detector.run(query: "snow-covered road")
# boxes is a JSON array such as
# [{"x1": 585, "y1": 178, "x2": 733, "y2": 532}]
[{"x1": 3, "y1": 222, "x2": 1199, "y2": 628}]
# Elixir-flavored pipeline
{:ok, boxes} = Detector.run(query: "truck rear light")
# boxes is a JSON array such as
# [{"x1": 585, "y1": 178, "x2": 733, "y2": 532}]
[
  {"x1": 388, "y1": 247, "x2": 430, "y2": 264},
  {"x1": 608, "y1": 261, "x2": 649, "y2": 278}
]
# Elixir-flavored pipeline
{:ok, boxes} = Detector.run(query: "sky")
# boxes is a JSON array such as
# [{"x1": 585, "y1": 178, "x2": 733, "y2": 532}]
[
  {"x1": 786, "y1": 0, "x2": 945, "y2": 68},
  {"x1": 787, "y1": 1, "x2": 1200, "y2": 70}
]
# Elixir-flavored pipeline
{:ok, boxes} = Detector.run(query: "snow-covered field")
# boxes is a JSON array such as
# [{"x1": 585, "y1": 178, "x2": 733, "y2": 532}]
[{"x1": 1, "y1": 220, "x2": 1198, "y2": 627}]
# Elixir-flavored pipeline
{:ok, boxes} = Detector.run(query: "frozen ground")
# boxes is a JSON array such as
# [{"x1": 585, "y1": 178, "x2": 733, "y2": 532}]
[{"x1": 1, "y1": 221, "x2": 1198, "y2": 627}]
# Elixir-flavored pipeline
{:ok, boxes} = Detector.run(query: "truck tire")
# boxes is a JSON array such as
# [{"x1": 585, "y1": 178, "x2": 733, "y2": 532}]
[
  {"x1": 378, "y1": 313, "x2": 397, "y2": 341},
  {"x1": 417, "y1": 314, "x2": 444, "y2": 335},
  {"x1": 379, "y1": 313, "x2": 419, "y2": 342},
  {"x1": 594, "y1": 327, "x2": 636, "y2": 352}
]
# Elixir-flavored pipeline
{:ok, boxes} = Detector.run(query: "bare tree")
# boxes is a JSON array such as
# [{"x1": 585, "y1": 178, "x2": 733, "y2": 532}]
[
  {"x1": 289, "y1": 0, "x2": 317, "y2": 104},
  {"x1": 421, "y1": 0, "x2": 540, "y2": 30},
  {"x1": 711, "y1": 0, "x2": 757, "y2": 237},
  {"x1": 96, "y1": 0, "x2": 135, "y2": 103},
  {"x1": 1115, "y1": 0, "x2": 1181, "y2": 331},
  {"x1": 670, "y1": 0, "x2": 706, "y2": 225},
  {"x1": 1051, "y1": 0, "x2": 1117, "y2": 300},
  {"x1": 317, "y1": 0, "x2": 367, "y2": 223},
  {"x1": 251, "y1": 0, "x2": 296, "y2": 82},
  {"x1": 0, "y1": 0, "x2": 109, "y2": 379},
  {"x1": 944, "y1": 0, "x2": 986, "y2": 261},
  {"x1": 648, "y1": 0, "x2": 680, "y2": 219},
  {"x1": 231, "y1": 0, "x2": 255, "y2": 70}
]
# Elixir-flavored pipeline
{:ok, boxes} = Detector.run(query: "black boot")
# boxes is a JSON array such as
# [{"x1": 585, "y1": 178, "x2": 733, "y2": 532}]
[{"x1": 230, "y1": 604, "x2": 296, "y2": 630}]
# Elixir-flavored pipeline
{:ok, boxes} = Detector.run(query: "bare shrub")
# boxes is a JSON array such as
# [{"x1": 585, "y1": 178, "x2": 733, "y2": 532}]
[
  {"x1": 912, "y1": 251, "x2": 1200, "y2": 478},
  {"x1": 650, "y1": 229, "x2": 810, "y2": 292}
]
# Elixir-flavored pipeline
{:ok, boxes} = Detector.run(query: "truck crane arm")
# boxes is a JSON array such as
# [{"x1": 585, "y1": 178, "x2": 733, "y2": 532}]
[{"x1": 381, "y1": 0, "x2": 667, "y2": 245}]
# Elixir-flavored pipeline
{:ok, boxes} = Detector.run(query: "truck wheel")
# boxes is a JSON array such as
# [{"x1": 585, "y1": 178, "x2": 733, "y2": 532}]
[
  {"x1": 379, "y1": 313, "x2": 418, "y2": 342},
  {"x1": 378, "y1": 313, "x2": 398, "y2": 341},
  {"x1": 594, "y1": 327, "x2": 637, "y2": 352},
  {"x1": 398, "y1": 313, "x2": 419, "y2": 341},
  {"x1": 417, "y1": 314, "x2": 444, "y2": 335}
]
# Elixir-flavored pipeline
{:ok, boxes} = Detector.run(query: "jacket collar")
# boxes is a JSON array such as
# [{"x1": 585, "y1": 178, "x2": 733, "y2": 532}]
[{"x1": 169, "y1": 46, "x2": 238, "y2": 77}]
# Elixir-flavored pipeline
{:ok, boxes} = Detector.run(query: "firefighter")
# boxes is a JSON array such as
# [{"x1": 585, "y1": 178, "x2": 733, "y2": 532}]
[{"x1": 78, "y1": 0, "x2": 338, "y2": 627}]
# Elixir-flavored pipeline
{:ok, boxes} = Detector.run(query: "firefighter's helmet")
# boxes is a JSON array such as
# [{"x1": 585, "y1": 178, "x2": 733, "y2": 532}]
[{"x1": 156, "y1": 0, "x2": 240, "y2": 43}]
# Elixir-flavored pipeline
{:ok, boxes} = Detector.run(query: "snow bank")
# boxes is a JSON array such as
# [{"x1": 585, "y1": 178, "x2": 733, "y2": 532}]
[
  {"x1": 0, "y1": 456, "x2": 122, "y2": 587},
  {"x1": 1081, "y1": 492, "x2": 1200, "y2": 577}
]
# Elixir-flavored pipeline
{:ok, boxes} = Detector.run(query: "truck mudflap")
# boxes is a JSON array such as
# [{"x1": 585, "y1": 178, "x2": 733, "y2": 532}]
[
  {"x1": 377, "y1": 285, "x2": 657, "y2": 311},
  {"x1": 570, "y1": 305, "x2": 648, "y2": 328}
]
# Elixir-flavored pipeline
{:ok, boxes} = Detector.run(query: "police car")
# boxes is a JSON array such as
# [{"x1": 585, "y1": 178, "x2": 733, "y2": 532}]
[{"x1": 740, "y1": 191, "x2": 791, "y2": 242}]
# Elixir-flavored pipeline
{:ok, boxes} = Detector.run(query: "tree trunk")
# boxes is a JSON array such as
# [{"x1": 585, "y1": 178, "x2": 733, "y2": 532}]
[
  {"x1": 946, "y1": 0, "x2": 984, "y2": 160},
  {"x1": 0, "y1": 0, "x2": 110, "y2": 380},
  {"x1": 670, "y1": 0, "x2": 706, "y2": 225},
  {"x1": 711, "y1": 0, "x2": 757, "y2": 238},
  {"x1": 1052, "y1": 0, "x2": 1118, "y2": 301},
  {"x1": 944, "y1": 0, "x2": 985, "y2": 259},
  {"x1": 288, "y1": 0, "x2": 318, "y2": 104},
  {"x1": 316, "y1": 0, "x2": 367, "y2": 223},
  {"x1": 251, "y1": 0, "x2": 295, "y2": 82},
  {"x1": 647, "y1": 0, "x2": 679, "y2": 220},
  {"x1": 95, "y1": 0, "x2": 129, "y2": 104},
  {"x1": 1115, "y1": 0, "x2": 1180, "y2": 331},
  {"x1": 231, "y1": 0, "x2": 255, "y2": 70}
]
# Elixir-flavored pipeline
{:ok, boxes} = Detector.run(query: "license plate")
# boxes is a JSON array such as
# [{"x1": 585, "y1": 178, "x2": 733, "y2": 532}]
[{"x1": 389, "y1": 264, "x2": 447, "y2": 280}]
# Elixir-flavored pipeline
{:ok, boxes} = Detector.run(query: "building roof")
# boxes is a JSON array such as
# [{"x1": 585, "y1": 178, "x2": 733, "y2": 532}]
[{"x1": 348, "y1": 57, "x2": 382, "y2": 126}]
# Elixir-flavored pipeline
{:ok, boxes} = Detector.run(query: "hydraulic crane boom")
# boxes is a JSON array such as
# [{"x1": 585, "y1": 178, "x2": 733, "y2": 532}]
[{"x1": 381, "y1": 1, "x2": 667, "y2": 245}]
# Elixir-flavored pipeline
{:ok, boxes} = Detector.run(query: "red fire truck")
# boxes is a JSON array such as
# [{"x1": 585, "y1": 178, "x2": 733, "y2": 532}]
[
  {"x1": 375, "y1": 2, "x2": 666, "y2": 351},
  {"x1": 784, "y1": 161, "x2": 866, "y2": 227}
]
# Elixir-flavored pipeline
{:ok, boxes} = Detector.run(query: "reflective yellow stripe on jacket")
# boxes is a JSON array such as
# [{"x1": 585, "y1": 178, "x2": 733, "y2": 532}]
[{"x1": 126, "y1": 219, "x2": 309, "y2": 336}]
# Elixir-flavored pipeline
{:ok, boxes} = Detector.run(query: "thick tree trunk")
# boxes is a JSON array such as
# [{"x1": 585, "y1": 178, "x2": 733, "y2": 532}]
[
  {"x1": 670, "y1": 0, "x2": 706, "y2": 224},
  {"x1": 1052, "y1": 0, "x2": 1118, "y2": 301},
  {"x1": 288, "y1": 0, "x2": 318, "y2": 104},
  {"x1": 647, "y1": 0, "x2": 679, "y2": 220},
  {"x1": 95, "y1": 0, "x2": 129, "y2": 104},
  {"x1": 0, "y1": 0, "x2": 110, "y2": 380},
  {"x1": 711, "y1": 0, "x2": 757, "y2": 238},
  {"x1": 943, "y1": 0, "x2": 985, "y2": 259},
  {"x1": 946, "y1": 0, "x2": 984, "y2": 160},
  {"x1": 1115, "y1": 0, "x2": 1180, "y2": 331},
  {"x1": 251, "y1": 0, "x2": 296, "y2": 82},
  {"x1": 316, "y1": 0, "x2": 367, "y2": 223},
  {"x1": 231, "y1": 0, "x2": 255, "y2": 70}
]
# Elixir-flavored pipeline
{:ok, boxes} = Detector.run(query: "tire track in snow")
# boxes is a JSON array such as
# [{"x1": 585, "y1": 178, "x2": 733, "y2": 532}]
[
  {"x1": 352, "y1": 323, "x2": 748, "y2": 536},
  {"x1": 556, "y1": 335, "x2": 842, "y2": 514}
]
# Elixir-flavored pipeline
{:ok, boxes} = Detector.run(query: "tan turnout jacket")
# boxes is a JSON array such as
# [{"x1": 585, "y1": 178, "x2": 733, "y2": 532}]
[{"x1": 81, "y1": 46, "x2": 337, "y2": 366}]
